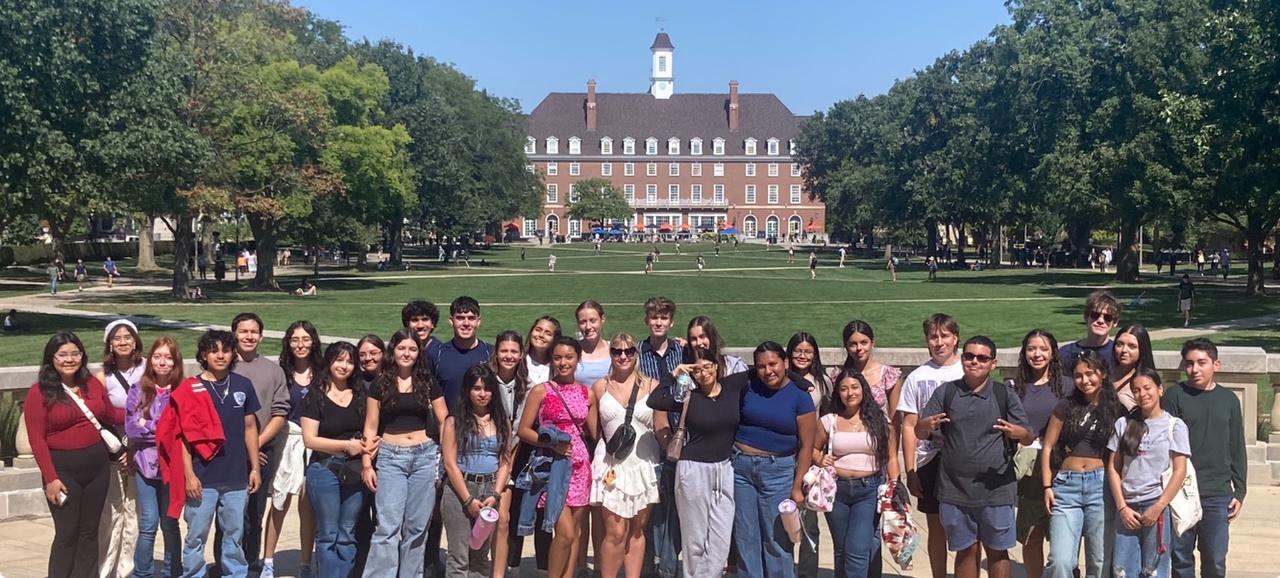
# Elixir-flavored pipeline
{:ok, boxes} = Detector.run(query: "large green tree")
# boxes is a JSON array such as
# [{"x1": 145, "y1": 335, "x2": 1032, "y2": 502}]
[{"x1": 566, "y1": 179, "x2": 631, "y2": 224}]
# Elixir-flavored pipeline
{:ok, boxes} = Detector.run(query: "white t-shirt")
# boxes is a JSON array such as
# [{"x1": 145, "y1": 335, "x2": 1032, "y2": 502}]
[
  {"x1": 525, "y1": 355, "x2": 551, "y2": 386},
  {"x1": 104, "y1": 363, "x2": 147, "y2": 410},
  {"x1": 897, "y1": 358, "x2": 964, "y2": 467}
]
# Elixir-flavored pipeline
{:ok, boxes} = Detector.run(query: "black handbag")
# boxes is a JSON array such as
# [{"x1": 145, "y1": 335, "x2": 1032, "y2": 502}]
[
  {"x1": 323, "y1": 454, "x2": 364, "y2": 488},
  {"x1": 604, "y1": 381, "x2": 641, "y2": 460}
]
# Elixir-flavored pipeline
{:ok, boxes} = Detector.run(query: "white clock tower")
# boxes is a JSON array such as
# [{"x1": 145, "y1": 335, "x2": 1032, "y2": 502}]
[{"x1": 650, "y1": 32, "x2": 674, "y2": 100}]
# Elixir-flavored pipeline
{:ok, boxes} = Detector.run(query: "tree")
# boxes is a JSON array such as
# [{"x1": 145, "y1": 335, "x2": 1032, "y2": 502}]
[{"x1": 566, "y1": 179, "x2": 631, "y2": 224}]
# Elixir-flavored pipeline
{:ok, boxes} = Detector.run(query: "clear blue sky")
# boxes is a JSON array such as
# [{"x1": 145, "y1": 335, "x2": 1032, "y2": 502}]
[{"x1": 294, "y1": 0, "x2": 1012, "y2": 115}]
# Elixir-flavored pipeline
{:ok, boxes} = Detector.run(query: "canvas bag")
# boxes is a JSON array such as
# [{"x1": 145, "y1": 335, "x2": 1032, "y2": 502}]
[
  {"x1": 1160, "y1": 424, "x2": 1202, "y2": 536},
  {"x1": 803, "y1": 415, "x2": 838, "y2": 512},
  {"x1": 64, "y1": 383, "x2": 124, "y2": 454}
]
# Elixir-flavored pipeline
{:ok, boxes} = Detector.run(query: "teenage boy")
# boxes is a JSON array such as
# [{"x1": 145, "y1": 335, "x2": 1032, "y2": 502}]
[
  {"x1": 220, "y1": 313, "x2": 289, "y2": 570},
  {"x1": 401, "y1": 299, "x2": 441, "y2": 350},
  {"x1": 916, "y1": 336, "x2": 1032, "y2": 578},
  {"x1": 1059, "y1": 289, "x2": 1121, "y2": 370},
  {"x1": 182, "y1": 330, "x2": 262, "y2": 578},
  {"x1": 639, "y1": 296, "x2": 684, "y2": 578},
  {"x1": 1163, "y1": 338, "x2": 1246, "y2": 578},
  {"x1": 898, "y1": 313, "x2": 965, "y2": 578}
]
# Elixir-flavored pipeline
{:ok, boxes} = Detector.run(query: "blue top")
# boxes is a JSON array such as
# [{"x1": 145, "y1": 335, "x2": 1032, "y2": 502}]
[
  {"x1": 196, "y1": 374, "x2": 261, "y2": 489},
  {"x1": 458, "y1": 433, "x2": 501, "y2": 474},
  {"x1": 735, "y1": 377, "x2": 815, "y2": 455},
  {"x1": 427, "y1": 339, "x2": 494, "y2": 410},
  {"x1": 1058, "y1": 340, "x2": 1116, "y2": 373},
  {"x1": 286, "y1": 378, "x2": 309, "y2": 424},
  {"x1": 575, "y1": 357, "x2": 612, "y2": 388}
]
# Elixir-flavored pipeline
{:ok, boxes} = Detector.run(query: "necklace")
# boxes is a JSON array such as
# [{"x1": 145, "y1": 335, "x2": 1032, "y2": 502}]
[{"x1": 205, "y1": 374, "x2": 231, "y2": 402}]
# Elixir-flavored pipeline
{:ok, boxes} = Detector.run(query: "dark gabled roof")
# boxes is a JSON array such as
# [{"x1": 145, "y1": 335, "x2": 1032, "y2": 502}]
[
  {"x1": 526, "y1": 92, "x2": 805, "y2": 155},
  {"x1": 651, "y1": 32, "x2": 674, "y2": 50}
]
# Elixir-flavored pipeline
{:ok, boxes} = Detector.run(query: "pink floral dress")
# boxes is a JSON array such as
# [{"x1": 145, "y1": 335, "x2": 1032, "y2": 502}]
[
  {"x1": 539, "y1": 381, "x2": 593, "y2": 507},
  {"x1": 827, "y1": 364, "x2": 902, "y2": 412}
]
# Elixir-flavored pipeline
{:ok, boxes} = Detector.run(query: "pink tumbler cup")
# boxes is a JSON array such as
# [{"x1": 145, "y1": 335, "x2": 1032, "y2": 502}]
[{"x1": 470, "y1": 506, "x2": 500, "y2": 550}]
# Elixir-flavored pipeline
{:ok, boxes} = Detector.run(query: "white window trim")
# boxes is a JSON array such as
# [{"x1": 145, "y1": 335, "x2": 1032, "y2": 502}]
[
  {"x1": 602, "y1": 162, "x2": 612, "y2": 176},
  {"x1": 791, "y1": 163, "x2": 801, "y2": 177},
  {"x1": 568, "y1": 137, "x2": 581, "y2": 155},
  {"x1": 623, "y1": 184, "x2": 635, "y2": 202},
  {"x1": 746, "y1": 163, "x2": 756, "y2": 177},
  {"x1": 546, "y1": 162, "x2": 558, "y2": 176},
  {"x1": 767, "y1": 138, "x2": 780, "y2": 156},
  {"x1": 713, "y1": 162, "x2": 724, "y2": 177},
  {"x1": 668, "y1": 138, "x2": 680, "y2": 155},
  {"x1": 546, "y1": 137, "x2": 559, "y2": 155},
  {"x1": 691, "y1": 163, "x2": 702, "y2": 177},
  {"x1": 625, "y1": 162, "x2": 635, "y2": 176},
  {"x1": 745, "y1": 185, "x2": 757, "y2": 204},
  {"x1": 768, "y1": 185, "x2": 779, "y2": 204},
  {"x1": 669, "y1": 163, "x2": 679, "y2": 176},
  {"x1": 645, "y1": 138, "x2": 658, "y2": 155},
  {"x1": 668, "y1": 184, "x2": 680, "y2": 202},
  {"x1": 569, "y1": 183, "x2": 580, "y2": 203},
  {"x1": 691, "y1": 184, "x2": 703, "y2": 202},
  {"x1": 601, "y1": 137, "x2": 613, "y2": 155},
  {"x1": 745, "y1": 138, "x2": 757, "y2": 156},
  {"x1": 525, "y1": 137, "x2": 536, "y2": 154},
  {"x1": 569, "y1": 162, "x2": 580, "y2": 176},
  {"x1": 790, "y1": 185, "x2": 802, "y2": 204},
  {"x1": 647, "y1": 163, "x2": 657, "y2": 176},
  {"x1": 690, "y1": 138, "x2": 703, "y2": 155},
  {"x1": 546, "y1": 184, "x2": 559, "y2": 203},
  {"x1": 646, "y1": 184, "x2": 658, "y2": 202},
  {"x1": 713, "y1": 184, "x2": 725, "y2": 203},
  {"x1": 623, "y1": 138, "x2": 636, "y2": 155},
  {"x1": 713, "y1": 138, "x2": 725, "y2": 156},
  {"x1": 768, "y1": 163, "x2": 779, "y2": 177}
]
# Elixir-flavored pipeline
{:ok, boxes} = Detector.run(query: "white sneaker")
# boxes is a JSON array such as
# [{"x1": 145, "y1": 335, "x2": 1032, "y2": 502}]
[{"x1": 258, "y1": 561, "x2": 274, "y2": 578}]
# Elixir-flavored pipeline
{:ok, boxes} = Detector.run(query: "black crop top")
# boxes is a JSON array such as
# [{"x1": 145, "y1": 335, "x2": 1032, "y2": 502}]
[
  {"x1": 301, "y1": 390, "x2": 364, "y2": 461},
  {"x1": 1051, "y1": 399, "x2": 1108, "y2": 460},
  {"x1": 368, "y1": 383, "x2": 443, "y2": 437}
]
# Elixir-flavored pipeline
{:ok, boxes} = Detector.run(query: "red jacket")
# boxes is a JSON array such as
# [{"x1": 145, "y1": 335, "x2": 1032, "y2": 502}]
[{"x1": 157, "y1": 376, "x2": 225, "y2": 519}]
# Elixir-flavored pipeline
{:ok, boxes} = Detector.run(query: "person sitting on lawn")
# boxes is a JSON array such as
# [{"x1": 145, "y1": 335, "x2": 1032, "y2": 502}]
[{"x1": 293, "y1": 278, "x2": 318, "y2": 297}]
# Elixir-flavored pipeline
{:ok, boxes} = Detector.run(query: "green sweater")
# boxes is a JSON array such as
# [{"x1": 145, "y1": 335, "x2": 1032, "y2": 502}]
[{"x1": 1162, "y1": 382, "x2": 1247, "y2": 501}]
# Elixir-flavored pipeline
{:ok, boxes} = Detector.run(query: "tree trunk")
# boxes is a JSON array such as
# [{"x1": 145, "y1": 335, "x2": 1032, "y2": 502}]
[
  {"x1": 136, "y1": 214, "x2": 159, "y2": 271},
  {"x1": 247, "y1": 215, "x2": 280, "y2": 291},
  {"x1": 1271, "y1": 229, "x2": 1280, "y2": 281},
  {"x1": 170, "y1": 212, "x2": 193, "y2": 299},
  {"x1": 1114, "y1": 216, "x2": 1141, "y2": 282},
  {"x1": 1244, "y1": 214, "x2": 1267, "y2": 295},
  {"x1": 925, "y1": 218, "x2": 939, "y2": 257},
  {"x1": 313, "y1": 244, "x2": 320, "y2": 277},
  {"x1": 388, "y1": 218, "x2": 404, "y2": 265},
  {"x1": 956, "y1": 223, "x2": 968, "y2": 264}
]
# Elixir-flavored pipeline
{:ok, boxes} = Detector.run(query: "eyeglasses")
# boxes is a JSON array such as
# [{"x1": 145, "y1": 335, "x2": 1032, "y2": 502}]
[
  {"x1": 110, "y1": 336, "x2": 135, "y2": 344},
  {"x1": 54, "y1": 352, "x2": 84, "y2": 361},
  {"x1": 1089, "y1": 311, "x2": 1117, "y2": 324},
  {"x1": 961, "y1": 352, "x2": 993, "y2": 364},
  {"x1": 692, "y1": 365, "x2": 717, "y2": 376},
  {"x1": 610, "y1": 347, "x2": 637, "y2": 358}
]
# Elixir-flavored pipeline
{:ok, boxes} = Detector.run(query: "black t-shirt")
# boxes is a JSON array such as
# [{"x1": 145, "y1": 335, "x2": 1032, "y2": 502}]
[
  {"x1": 301, "y1": 389, "x2": 364, "y2": 460},
  {"x1": 1179, "y1": 280, "x2": 1195, "y2": 300},
  {"x1": 648, "y1": 372, "x2": 749, "y2": 463},
  {"x1": 1052, "y1": 399, "x2": 1108, "y2": 460},
  {"x1": 368, "y1": 382, "x2": 443, "y2": 437}
]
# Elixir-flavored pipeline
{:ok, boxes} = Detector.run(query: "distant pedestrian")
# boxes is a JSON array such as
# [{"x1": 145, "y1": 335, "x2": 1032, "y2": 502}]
[
  {"x1": 1196, "y1": 250, "x2": 1205, "y2": 275},
  {"x1": 809, "y1": 251, "x2": 818, "y2": 280},
  {"x1": 675, "y1": 240, "x2": 681, "y2": 255},
  {"x1": 1178, "y1": 274, "x2": 1195, "y2": 327},
  {"x1": 214, "y1": 258, "x2": 226, "y2": 282},
  {"x1": 198, "y1": 254, "x2": 208, "y2": 280},
  {"x1": 521, "y1": 247, "x2": 527, "y2": 261},
  {"x1": 645, "y1": 252, "x2": 655, "y2": 275},
  {"x1": 788, "y1": 246, "x2": 796, "y2": 263},
  {"x1": 927, "y1": 256, "x2": 938, "y2": 281},
  {"x1": 1220, "y1": 249, "x2": 1230, "y2": 279},
  {"x1": 548, "y1": 253, "x2": 557, "y2": 272},
  {"x1": 714, "y1": 244, "x2": 720, "y2": 257},
  {"x1": 75, "y1": 259, "x2": 88, "y2": 291},
  {"x1": 47, "y1": 259, "x2": 60, "y2": 295},
  {"x1": 887, "y1": 256, "x2": 897, "y2": 283},
  {"x1": 839, "y1": 246, "x2": 847, "y2": 268},
  {"x1": 696, "y1": 253, "x2": 705, "y2": 274}
]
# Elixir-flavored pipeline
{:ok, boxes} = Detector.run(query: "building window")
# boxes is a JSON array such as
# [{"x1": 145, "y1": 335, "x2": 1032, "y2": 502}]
[
  {"x1": 713, "y1": 138, "x2": 725, "y2": 155},
  {"x1": 624, "y1": 184, "x2": 635, "y2": 203},
  {"x1": 789, "y1": 216, "x2": 802, "y2": 236},
  {"x1": 602, "y1": 162, "x2": 612, "y2": 176},
  {"x1": 569, "y1": 162, "x2": 580, "y2": 176},
  {"x1": 668, "y1": 138, "x2": 680, "y2": 155},
  {"x1": 569, "y1": 137, "x2": 581, "y2": 155},
  {"x1": 768, "y1": 185, "x2": 779, "y2": 204},
  {"x1": 625, "y1": 162, "x2": 635, "y2": 176},
  {"x1": 647, "y1": 163, "x2": 657, "y2": 176},
  {"x1": 745, "y1": 185, "x2": 756, "y2": 204},
  {"x1": 546, "y1": 137, "x2": 559, "y2": 155},
  {"x1": 546, "y1": 162, "x2": 558, "y2": 176},
  {"x1": 645, "y1": 138, "x2": 658, "y2": 155},
  {"x1": 691, "y1": 163, "x2": 702, "y2": 177},
  {"x1": 669, "y1": 163, "x2": 679, "y2": 176},
  {"x1": 569, "y1": 219, "x2": 581, "y2": 239},
  {"x1": 569, "y1": 183, "x2": 580, "y2": 203},
  {"x1": 766, "y1": 216, "x2": 780, "y2": 238},
  {"x1": 547, "y1": 215, "x2": 559, "y2": 235},
  {"x1": 768, "y1": 163, "x2": 778, "y2": 177},
  {"x1": 668, "y1": 184, "x2": 680, "y2": 203},
  {"x1": 658, "y1": 55, "x2": 667, "y2": 73},
  {"x1": 791, "y1": 163, "x2": 801, "y2": 177},
  {"x1": 546, "y1": 184, "x2": 558, "y2": 203},
  {"x1": 646, "y1": 184, "x2": 658, "y2": 203},
  {"x1": 790, "y1": 185, "x2": 802, "y2": 204},
  {"x1": 623, "y1": 138, "x2": 635, "y2": 155},
  {"x1": 691, "y1": 184, "x2": 703, "y2": 203},
  {"x1": 713, "y1": 184, "x2": 725, "y2": 203},
  {"x1": 789, "y1": 139, "x2": 797, "y2": 155},
  {"x1": 745, "y1": 138, "x2": 757, "y2": 156},
  {"x1": 525, "y1": 164, "x2": 535, "y2": 173},
  {"x1": 690, "y1": 138, "x2": 703, "y2": 155},
  {"x1": 744, "y1": 216, "x2": 757, "y2": 237},
  {"x1": 714, "y1": 162, "x2": 724, "y2": 176},
  {"x1": 523, "y1": 218, "x2": 536, "y2": 236},
  {"x1": 767, "y1": 138, "x2": 779, "y2": 156},
  {"x1": 746, "y1": 163, "x2": 756, "y2": 177},
  {"x1": 601, "y1": 138, "x2": 613, "y2": 155},
  {"x1": 525, "y1": 137, "x2": 536, "y2": 154}
]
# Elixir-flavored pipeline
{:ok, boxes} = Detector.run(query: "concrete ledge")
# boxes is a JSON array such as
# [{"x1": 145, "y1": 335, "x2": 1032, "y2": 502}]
[{"x1": 0, "y1": 488, "x2": 47, "y2": 521}]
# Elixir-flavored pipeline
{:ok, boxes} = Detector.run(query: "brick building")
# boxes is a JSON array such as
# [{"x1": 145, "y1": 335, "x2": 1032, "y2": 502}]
[{"x1": 516, "y1": 32, "x2": 824, "y2": 241}]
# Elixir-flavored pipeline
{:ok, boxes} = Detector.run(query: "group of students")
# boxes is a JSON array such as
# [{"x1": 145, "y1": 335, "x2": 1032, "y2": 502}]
[{"x1": 22, "y1": 290, "x2": 1245, "y2": 578}]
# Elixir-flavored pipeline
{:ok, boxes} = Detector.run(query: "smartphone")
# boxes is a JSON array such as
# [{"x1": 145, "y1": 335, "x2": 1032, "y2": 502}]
[{"x1": 56, "y1": 490, "x2": 68, "y2": 506}]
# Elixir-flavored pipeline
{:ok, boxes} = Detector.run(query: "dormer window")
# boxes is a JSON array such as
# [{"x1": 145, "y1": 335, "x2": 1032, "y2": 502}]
[
  {"x1": 601, "y1": 137, "x2": 613, "y2": 155},
  {"x1": 690, "y1": 138, "x2": 703, "y2": 155},
  {"x1": 623, "y1": 137, "x2": 635, "y2": 155},
  {"x1": 767, "y1": 138, "x2": 779, "y2": 156},
  {"x1": 668, "y1": 138, "x2": 680, "y2": 155},
  {"x1": 745, "y1": 138, "x2": 757, "y2": 156},
  {"x1": 789, "y1": 139, "x2": 797, "y2": 155},
  {"x1": 546, "y1": 137, "x2": 559, "y2": 155},
  {"x1": 568, "y1": 137, "x2": 581, "y2": 155},
  {"x1": 712, "y1": 138, "x2": 725, "y2": 156},
  {"x1": 525, "y1": 137, "x2": 536, "y2": 154},
  {"x1": 645, "y1": 138, "x2": 658, "y2": 155}
]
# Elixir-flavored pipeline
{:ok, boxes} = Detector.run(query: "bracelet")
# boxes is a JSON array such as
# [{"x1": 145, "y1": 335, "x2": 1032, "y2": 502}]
[{"x1": 1043, "y1": 485, "x2": 1053, "y2": 490}]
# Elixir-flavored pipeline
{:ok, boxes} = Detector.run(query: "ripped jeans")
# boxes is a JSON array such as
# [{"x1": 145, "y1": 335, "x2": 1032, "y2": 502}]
[{"x1": 1111, "y1": 498, "x2": 1170, "y2": 578}]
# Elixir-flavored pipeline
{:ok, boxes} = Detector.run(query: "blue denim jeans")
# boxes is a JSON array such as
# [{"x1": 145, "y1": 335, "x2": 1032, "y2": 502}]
[
  {"x1": 305, "y1": 459, "x2": 368, "y2": 578},
  {"x1": 181, "y1": 486, "x2": 249, "y2": 578},
  {"x1": 133, "y1": 473, "x2": 181, "y2": 578},
  {"x1": 825, "y1": 473, "x2": 884, "y2": 578},
  {"x1": 1112, "y1": 498, "x2": 1170, "y2": 578},
  {"x1": 1171, "y1": 494, "x2": 1231, "y2": 578},
  {"x1": 365, "y1": 439, "x2": 441, "y2": 578},
  {"x1": 646, "y1": 460, "x2": 682, "y2": 578},
  {"x1": 1047, "y1": 468, "x2": 1106, "y2": 578},
  {"x1": 731, "y1": 451, "x2": 797, "y2": 578}
]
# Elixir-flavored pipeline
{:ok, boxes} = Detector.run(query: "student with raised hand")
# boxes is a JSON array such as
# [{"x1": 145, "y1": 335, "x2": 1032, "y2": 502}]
[
  {"x1": 362, "y1": 329, "x2": 450, "y2": 578},
  {"x1": 1111, "y1": 324, "x2": 1156, "y2": 411},
  {"x1": 731, "y1": 341, "x2": 817, "y2": 578},
  {"x1": 785, "y1": 332, "x2": 829, "y2": 578},
  {"x1": 1163, "y1": 338, "x2": 1246, "y2": 578},
  {"x1": 96, "y1": 319, "x2": 146, "y2": 578},
  {"x1": 441, "y1": 365, "x2": 512, "y2": 578},
  {"x1": 916, "y1": 336, "x2": 1032, "y2": 578},
  {"x1": 126, "y1": 337, "x2": 185, "y2": 578},
  {"x1": 300, "y1": 342, "x2": 369, "y2": 578},
  {"x1": 1059, "y1": 290, "x2": 1121, "y2": 371},
  {"x1": 1041, "y1": 350, "x2": 1123, "y2": 578},
  {"x1": 1107, "y1": 368, "x2": 1189, "y2": 578},
  {"x1": 1006, "y1": 329, "x2": 1072, "y2": 578},
  {"x1": 686, "y1": 315, "x2": 748, "y2": 376},
  {"x1": 898, "y1": 313, "x2": 964, "y2": 578},
  {"x1": 25, "y1": 331, "x2": 126, "y2": 578},
  {"x1": 814, "y1": 371, "x2": 891, "y2": 578}
]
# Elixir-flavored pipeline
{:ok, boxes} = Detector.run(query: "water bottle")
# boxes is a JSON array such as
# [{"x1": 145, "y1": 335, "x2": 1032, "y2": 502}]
[{"x1": 674, "y1": 373, "x2": 694, "y2": 403}]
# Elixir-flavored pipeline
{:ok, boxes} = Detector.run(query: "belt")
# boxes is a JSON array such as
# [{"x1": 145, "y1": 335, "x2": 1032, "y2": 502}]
[{"x1": 464, "y1": 472, "x2": 497, "y2": 484}]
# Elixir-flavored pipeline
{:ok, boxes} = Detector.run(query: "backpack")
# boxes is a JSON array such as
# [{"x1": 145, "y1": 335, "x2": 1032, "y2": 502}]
[{"x1": 941, "y1": 380, "x2": 1018, "y2": 462}]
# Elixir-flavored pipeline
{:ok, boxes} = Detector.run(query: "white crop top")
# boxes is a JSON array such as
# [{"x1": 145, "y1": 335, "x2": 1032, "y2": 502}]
[{"x1": 822, "y1": 414, "x2": 878, "y2": 472}]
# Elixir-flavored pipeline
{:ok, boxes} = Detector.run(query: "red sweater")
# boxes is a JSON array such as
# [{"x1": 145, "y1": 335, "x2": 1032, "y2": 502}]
[
  {"x1": 24, "y1": 377, "x2": 125, "y2": 484},
  {"x1": 157, "y1": 376, "x2": 225, "y2": 519}
]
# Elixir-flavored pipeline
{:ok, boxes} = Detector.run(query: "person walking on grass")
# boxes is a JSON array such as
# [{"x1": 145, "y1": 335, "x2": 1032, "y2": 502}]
[
  {"x1": 75, "y1": 259, "x2": 88, "y2": 291},
  {"x1": 887, "y1": 256, "x2": 897, "y2": 282},
  {"x1": 1178, "y1": 274, "x2": 1195, "y2": 327},
  {"x1": 48, "y1": 259, "x2": 61, "y2": 295},
  {"x1": 548, "y1": 253, "x2": 557, "y2": 272},
  {"x1": 809, "y1": 251, "x2": 818, "y2": 280},
  {"x1": 103, "y1": 257, "x2": 119, "y2": 289}
]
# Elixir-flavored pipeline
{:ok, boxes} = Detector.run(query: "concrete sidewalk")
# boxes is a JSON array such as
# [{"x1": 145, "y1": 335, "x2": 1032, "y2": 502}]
[{"x1": 1, "y1": 487, "x2": 1277, "y2": 578}]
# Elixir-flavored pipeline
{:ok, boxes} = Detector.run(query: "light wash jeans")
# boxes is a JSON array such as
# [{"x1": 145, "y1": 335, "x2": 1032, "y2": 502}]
[
  {"x1": 133, "y1": 473, "x2": 181, "y2": 578},
  {"x1": 731, "y1": 451, "x2": 797, "y2": 578},
  {"x1": 1047, "y1": 468, "x2": 1106, "y2": 578},
  {"x1": 365, "y1": 439, "x2": 440, "y2": 578},
  {"x1": 181, "y1": 486, "x2": 249, "y2": 578},
  {"x1": 306, "y1": 459, "x2": 367, "y2": 578},
  {"x1": 1112, "y1": 498, "x2": 1170, "y2": 578}
]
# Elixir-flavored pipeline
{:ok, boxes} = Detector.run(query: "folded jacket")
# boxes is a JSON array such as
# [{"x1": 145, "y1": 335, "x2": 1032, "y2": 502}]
[
  {"x1": 157, "y1": 377, "x2": 225, "y2": 519},
  {"x1": 516, "y1": 425, "x2": 572, "y2": 535}
]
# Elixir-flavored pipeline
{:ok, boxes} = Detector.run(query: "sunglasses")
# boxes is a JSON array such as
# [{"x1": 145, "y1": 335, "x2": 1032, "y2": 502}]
[
  {"x1": 961, "y1": 352, "x2": 994, "y2": 364},
  {"x1": 610, "y1": 347, "x2": 637, "y2": 358},
  {"x1": 1089, "y1": 311, "x2": 1117, "y2": 324}
]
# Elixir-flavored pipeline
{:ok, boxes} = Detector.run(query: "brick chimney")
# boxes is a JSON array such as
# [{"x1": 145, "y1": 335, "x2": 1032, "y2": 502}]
[
  {"x1": 729, "y1": 80, "x2": 740, "y2": 132},
  {"x1": 586, "y1": 80, "x2": 598, "y2": 132}
]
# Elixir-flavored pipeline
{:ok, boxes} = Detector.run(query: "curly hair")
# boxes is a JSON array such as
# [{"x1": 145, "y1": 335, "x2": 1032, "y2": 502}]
[{"x1": 1063, "y1": 351, "x2": 1123, "y2": 455}]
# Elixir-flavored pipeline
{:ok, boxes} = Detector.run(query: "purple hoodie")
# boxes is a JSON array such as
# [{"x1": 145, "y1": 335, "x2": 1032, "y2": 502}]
[{"x1": 125, "y1": 382, "x2": 172, "y2": 480}]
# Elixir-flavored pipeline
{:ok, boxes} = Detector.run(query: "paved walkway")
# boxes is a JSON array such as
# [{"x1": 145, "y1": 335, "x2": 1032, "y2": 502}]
[{"x1": 1, "y1": 486, "x2": 1278, "y2": 577}]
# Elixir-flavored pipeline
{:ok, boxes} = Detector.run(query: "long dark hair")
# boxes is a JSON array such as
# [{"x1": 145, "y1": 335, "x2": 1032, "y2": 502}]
[
  {"x1": 1117, "y1": 367, "x2": 1163, "y2": 460},
  {"x1": 828, "y1": 371, "x2": 891, "y2": 468},
  {"x1": 1064, "y1": 351, "x2": 1123, "y2": 454},
  {"x1": 787, "y1": 332, "x2": 830, "y2": 404},
  {"x1": 490, "y1": 330, "x2": 530, "y2": 411},
  {"x1": 39, "y1": 331, "x2": 92, "y2": 407},
  {"x1": 687, "y1": 315, "x2": 732, "y2": 375},
  {"x1": 356, "y1": 334, "x2": 385, "y2": 382},
  {"x1": 1114, "y1": 324, "x2": 1156, "y2": 376},
  {"x1": 377, "y1": 329, "x2": 438, "y2": 412},
  {"x1": 455, "y1": 364, "x2": 511, "y2": 455},
  {"x1": 102, "y1": 322, "x2": 143, "y2": 374},
  {"x1": 280, "y1": 320, "x2": 323, "y2": 380},
  {"x1": 839, "y1": 320, "x2": 876, "y2": 370},
  {"x1": 317, "y1": 341, "x2": 366, "y2": 421},
  {"x1": 1014, "y1": 329, "x2": 1063, "y2": 398},
  {"x1": 525, "y1": 315, "x2": 562, "y2": 361}
]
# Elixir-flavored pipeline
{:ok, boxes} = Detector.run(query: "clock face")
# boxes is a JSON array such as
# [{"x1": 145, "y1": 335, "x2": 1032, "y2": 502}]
[{"x1": 658, "y1": 82, "x2": 669, "y2": 90}]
